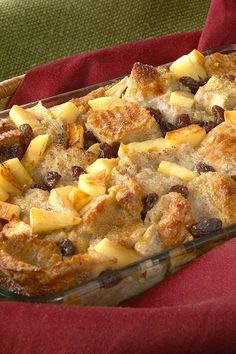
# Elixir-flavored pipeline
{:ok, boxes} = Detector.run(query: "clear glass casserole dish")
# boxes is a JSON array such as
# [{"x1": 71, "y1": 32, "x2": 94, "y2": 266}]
[{"x1": 0, "y1": 44, "x2": 236, "y2": 306}]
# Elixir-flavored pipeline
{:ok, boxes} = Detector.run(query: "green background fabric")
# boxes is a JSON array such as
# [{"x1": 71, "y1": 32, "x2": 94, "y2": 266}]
[{"x1": 0, "y1": 0, "x2": 210, "y2": 81}]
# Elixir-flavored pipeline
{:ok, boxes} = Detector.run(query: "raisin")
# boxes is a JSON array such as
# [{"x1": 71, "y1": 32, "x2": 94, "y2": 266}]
[
  {"x1": 212, "y1": 105, "x2": 225, "y2": 126},
  {"x1": 98, "y1": 142, "x2": 120, "y2": 158},
  {"x1": 179, "y1": 76, "x2": 200, "y2": 94},
  {"x1": 169, "y1": 184, "x2": 189, "y2": 198},
  {"x1": 45, "y1": 171, "x2": 61, "y2": 189},
  {"x1": 226, "y1": 74, "x2": 235, "y2": 81},
  {"x1": 141, "y1": 193, "x2": 158, "y2": 221},
  {"x1": 2, "y1": 143, "x2": 24, "y2": 160},
  {"x1": 189, "y1": 218, "x2": 222, "y2": 238},
  {"x1": 72, "y1": 166, "x2": 85, "y2": 179},
  {"x1": 84, "y1": 130, "x2": 99, "y2": 150},
  {"x1": 194, "y1": 120, "x2": 205, "y2": 127},
  {"x1": 148, "y1": 108, "x2": 176, "y2": 136},
  {"x1": 19, "y1": 124, "x2": 33, "y2": 151},
  {"x1": 99, "y1": 268, "x2": 121, "y2": 288},
  {"x1": 231, "y1": 175, "x2": 236, "y2": 181},
  {"x1": 58, "y1": 239, "x2": 76, "y2": 257},
  {"x1": 179, "y1": 76, "x2": 208, "y2": 94},
  {"x1": 176, "y1": 114, "x2": 191, "y2": 128},
  {"x1": 31, "y1": 182, "x2": 50, "y2": 191},
  {"x1": 204, "y1": 121, "x2": 216, "y2": 133},
  {"x1": 196, "y1": 162, "x2": 215, "y2": 173}
]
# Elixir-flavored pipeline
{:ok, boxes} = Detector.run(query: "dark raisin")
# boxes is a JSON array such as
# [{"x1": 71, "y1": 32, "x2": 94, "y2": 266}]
[
  {"x1": 98, "y1": 142, "x2": 120, "y2": 159},
  {"x1": 31, "y1": 182, "x2": 50, "y2": 191},
  {"x1": 179, "y1": 76, "x2": 209, "y2": 94},
  {"x1": 196, "y1": 162, "x2": 215, "y2": 173},
  {"x1": 179, "y1": 76, "x2": 200, "y2": 94},
  {"x1": 99, "y1": 268, "x2": 121, "y2": 288},
  {"x1": 176, "y1": 114, "x2": 191, "y2": 128},
  {"x1": 212, "y1": 105, "x2": 225, "y2": 126},
  {"x1": 226, "y1": 74, "x2": 235, "y2": 81},
  {"x1": 204, "y1": 121, "x2": 216, "y2": 133},
  {"x1": 45, "y1": 171, "x2": 61, "y2": 189},
  {"x1": 141, "y1": 193, "x2": 158, "y2": 221},
  {"x1": 58, "y1": 239, "x2": 76, "y2": 257},
  {"x1": 148, "y1": 108, "x2": 176, "y2": 136},
  {"x1": 19, "y1": 124, "x2": 33, "y2": 151},
  {"x1": 231, "y1": 175, "x2": 236, "y2": 181},
  {"x1": 169, "y1": 185, "x2": 189, "y2": 198},
  {"x1": 72, "y1": 166, "x2": 85, "y2": 179},
  {"x1": 84, "y1": 130, "x2": 99, "y2": 150},
  {"x1": 2, "y1": 143, "x2": 24, "y2": 160},
  {"x1": 189, "y1": 218, "x2": 222, "y2": 238},
  {"x1": 194, "y1": 120, "x2": 205, "y2": 127}
]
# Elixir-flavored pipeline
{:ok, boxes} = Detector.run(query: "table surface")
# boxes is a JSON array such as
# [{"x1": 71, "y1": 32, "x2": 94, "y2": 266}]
[{"x1": 0, "y1": 0, "x2": 210, "y2": 81}]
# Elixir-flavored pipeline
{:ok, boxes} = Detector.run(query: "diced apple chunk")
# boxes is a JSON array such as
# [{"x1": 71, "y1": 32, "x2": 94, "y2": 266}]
[
  {"x1": 126, "y1": 138, "x2": 168, "y2": 153},
  {"x1": 158, "y1": 161, "x2": 198, "y2": 181},
  {"x1": 0, "y1": 164, "x2": 22, "y2": 195},
  {"x1": 188, "y1": 49, "x2": 205, "y2": 66},
  {"x1": 66, "y1": 123, "x2": 84, "y2": 148},
  {"x1": 169, "y1": 91, "x2": 194, "y2": 108},
  {"x1": 87, "y1": 143, "x2": 100, "y2": 156},
  {"x1": 68, "y1": 187, "x2": 91, "y2": 211},
  {"x1": 30, "y1": 207, "x2": 81, "y2": 234},
  {"x1": 165, "y1": 124, "x2": 206, "y2": 147},
  {"x1": 50, "y1": 102, "x2": 80, "y2": 124},
  {"x1": 170, "y1": 50, "x2": 207, "y2": 80},
  {"x1": 0, "y1": 201, "x2": 20, "y2": 220},
  {"x1": 78, "y1": 171, "x2": 106, "y2": 197},
  {"x1": 21, "y1": 134, "x2": 49, "y2": 172},
  {"x1": 94, "y1": 238, "x2": 141, "y2": 268},
  {"x1": 86, "y1": 158, "x2": 118, "y2": 176},
  {"x1": 48, "y1": 185, "x2": 74, "y2": 213},
  {"x1": 3, "y1": 158, "x2": 32, "y2": 188},
  {"x1": 224, "y1": 110, "x2": 236, "y2": 128},
  {"x1": 118, "y1": 143, "x2": 129, "y2": 158},
  {"x1": 0, "y1": 187, "x2": 9, "y2": 202},
  {"x1": 9, "y1": 105, "x2": 41, "y2": 128},
  {"x1": 105, "y1": 76, "x2": 129, "y2": 97},
  {"x1": 88, "y1": 96, "x2": 126, "y2": 110}
]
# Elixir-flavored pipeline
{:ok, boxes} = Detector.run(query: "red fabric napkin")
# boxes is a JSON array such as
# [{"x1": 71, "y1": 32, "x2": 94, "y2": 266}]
[{"x1": 3, "y1": 1, "x2": 236, "y2": 353}]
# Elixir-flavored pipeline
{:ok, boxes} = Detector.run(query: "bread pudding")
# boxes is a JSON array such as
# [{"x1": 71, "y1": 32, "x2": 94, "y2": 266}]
[{"x1": 0, "y1": 49, "x2": 236, "y2": 296}]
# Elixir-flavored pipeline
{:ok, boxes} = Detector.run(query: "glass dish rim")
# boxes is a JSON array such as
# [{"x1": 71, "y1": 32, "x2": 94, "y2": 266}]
[{"x1": 0, "y1": 43, "x2": 236, "y2": 303}]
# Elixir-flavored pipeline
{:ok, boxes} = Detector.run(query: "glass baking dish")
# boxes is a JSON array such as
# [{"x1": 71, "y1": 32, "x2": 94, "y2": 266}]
[{"x1": 0, "y1": 43, "x2": 236, "y2": 306}]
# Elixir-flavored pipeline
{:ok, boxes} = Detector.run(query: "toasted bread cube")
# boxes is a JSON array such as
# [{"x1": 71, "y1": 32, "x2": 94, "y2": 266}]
[
  {"x1": 158, "y1": 161, "x2": 198, "y2": 181},
  {"x1": 224, "y1": 110, "x2": 236, "y2": 128},
  {"x1": 50, "y1": 102, "x2": 80, "y2": 124},
  {"x1": 88, "y1": 96, "x2": 126, "y2": 110},
  {"x1": 21, "y1": 134, "x2": 49, "y2": 172},
  {"x1": 94, "y1": 238, "x2": 141, "y2": 268},
  {"x1": 0, "y1": 164, "x2": 22, "y2": 196},
  {"x1": 0, "y1": 187, "x2": 9, "y2": 202},
  {"x1": 105, "y1": 76, "x2": 129, "y2": 97},
  {"x1": 3, "y1": 158, "x2": 32, "y2": 188},
  {"x1": 9, "y1": 105, "x2": 41, "y2": 128},
  {"x1": 169, "y1": 91, "x2": 194, "y2": 108},
  {"x1": 66, "y1": 123, "x2": 84, "y2": 148},
  {"x1": 78, "y1": 171, "x2": 106, "y2": 197},
  {"x1": 48, "y1": 185, "x2": 74, "y2": 213},
  {"x1": 86, "y1": 158, "x2": 118, "y2": 176},
  {"x1": 118, "y1": 143, "x2": 129, "y2": 158},
  {"x1": 165, "y1": 124, "x2": 206, "y2": 147},
  {"x1": 30, "y1": 207, "x2": 81, "y2": 234},
  {"x1": 69, "y1": 187, "x2": 91, "y2": 211},
  {"x1": 126, "y1": 138, "x2": 168, "y2": 153},
  {"x1": 0, "y1": 201, "x2": 20, "y2": 220}
]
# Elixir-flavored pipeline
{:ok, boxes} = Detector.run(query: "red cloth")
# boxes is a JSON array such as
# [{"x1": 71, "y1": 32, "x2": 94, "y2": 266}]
[{"x1": 2, "y1": 1, "x2": 236, "y2": 353}]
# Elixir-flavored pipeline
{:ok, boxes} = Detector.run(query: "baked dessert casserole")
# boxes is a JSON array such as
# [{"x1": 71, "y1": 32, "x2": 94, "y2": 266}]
[{"x1": 0, "y1": 49, "x2": 236, "y2": 297}]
